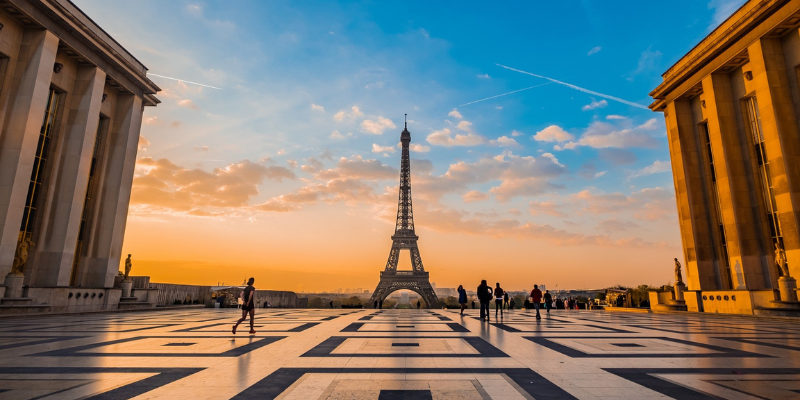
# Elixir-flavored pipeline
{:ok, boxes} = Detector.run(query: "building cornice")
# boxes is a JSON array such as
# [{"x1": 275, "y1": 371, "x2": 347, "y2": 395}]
[
  {"x1": 649, "y1": 0, "x2": 793, "y2": 111},
  {"x1": 6, "y1": 0, "x2": 160, "y2": 99}
]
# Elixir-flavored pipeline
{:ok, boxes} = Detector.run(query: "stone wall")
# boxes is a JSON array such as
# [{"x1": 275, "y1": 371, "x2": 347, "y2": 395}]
[
  {"x1": 150, "y1": 283, "x2": 306, "y2": 308},
  {"x1": 151, "y1": 283, "x2": 214, "y2": 306}
]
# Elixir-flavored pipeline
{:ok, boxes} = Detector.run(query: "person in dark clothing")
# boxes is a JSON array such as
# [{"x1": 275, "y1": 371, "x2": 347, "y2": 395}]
[
  {"x1": 503, "y1": 292, "x2": 509, "y2": 309},
  {"x1": 543, "y1": 290, "x2": 552, "y2": 316},
  {"x1": 232, "y1": 277, "x2": 256, "y2": 334},
  {"x1": 416, "y1": 300, "x2": 421, "y2": 309},
  {"x1": 379, "y1": 299, "x2": 383, "y2": 309},
  {"x1": 477, "y1": 280, "x2": 491, "y2": 320},
  {"x1": 471, "y1": 300, "x2": 475, "y2": 309},
  {"x1": 330, "y1": 300, "x2": 334, "y2": 308},
  {"x1": 509, "y1": 298, "x2": 515, "y2": 310},
  {"x1": 530, "y1": 284, "x2": 543, "y2": 320},
  {"x1": 494, "y1": 283, "x2": 505, "y2": 319},
  {"x1": 374, "y1": 301, "x2": 377, "y2": 309},
  {"x1": 457, "y1": 285, "x2": 468, "y2": 315}
]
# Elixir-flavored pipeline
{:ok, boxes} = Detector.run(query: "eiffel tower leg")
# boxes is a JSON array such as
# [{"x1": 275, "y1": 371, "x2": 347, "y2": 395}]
[
  {"x1": 409, "y1": 245, "x2": 424, "y2": 272},
  {"x1": 384, "y1": 247, "x2": 399, "y2": 272}
]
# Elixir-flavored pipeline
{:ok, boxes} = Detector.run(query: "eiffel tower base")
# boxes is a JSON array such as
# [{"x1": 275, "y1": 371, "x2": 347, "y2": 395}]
[{"x1": 369, "y1": 271, "x2": 439, "y2": 309}]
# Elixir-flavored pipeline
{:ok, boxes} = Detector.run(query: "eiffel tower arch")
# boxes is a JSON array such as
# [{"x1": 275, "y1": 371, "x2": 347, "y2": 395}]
[{"x1": 369, "y1": 117, "x2": 439, "y2": 309}]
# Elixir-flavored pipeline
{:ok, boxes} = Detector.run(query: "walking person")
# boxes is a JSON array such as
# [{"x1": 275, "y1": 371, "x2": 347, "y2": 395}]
[
  {"x1": 457, "y1": 285, "x2": 468, "y2": 315},
  {"x1": 494, "y1": 283, "x2": 505, "y2": 319},
  {"x1": 232, "y1": 277, "x2": 257, "y2": 334},
  {"x1": 530, "y1": 285, "x2": 542, "y2": 320},
  {"x1": 503, "y1": 292, "x2": 509, "y2": 310},
  {"x1": 477, "y1": 280, "x2": 491, "y2": 320},
  {"x1": 543, "y1": 290, "x2": 552, "y2": 316},
  {"x1": 509, "y1": 298, "x2": 515, "y2": 311},
  {"x1": 416, "y1": 300, "x2": 421, "y2": 309}
]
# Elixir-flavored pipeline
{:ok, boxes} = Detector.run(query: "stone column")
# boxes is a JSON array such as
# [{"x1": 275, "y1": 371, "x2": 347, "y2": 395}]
[
  {"x1": 748, "y1": 38, "x2": 800, "y2": 281},
  {"x1": 29, "y1": 66, "x2": 106, "y2": 287},
  {"x1": 0, "y1": 30, "x2": 59, "y2": 277},
  {"x1": 82, "y1": 94, "x2": 142, "y2": 288},
  {"x1": 664, "y1": 100, "x2": 721, "y2": 290},
  {"x1": 702, "y1": 73, "x2": 768, "y2": 290}
]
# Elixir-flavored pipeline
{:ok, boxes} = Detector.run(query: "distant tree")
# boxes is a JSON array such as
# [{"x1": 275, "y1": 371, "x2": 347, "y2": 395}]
[
  {"x1": 342, "y1": 296, "x2": 362, "y2": 306},
  {"x1": 308, "y1": 297, "x2": 324, "y2": 308},
  {"x1": 595, "y1": 292, "x2": 606, "y2": 301},
  {"x1": 382, "y1": 299, "x2": 397, "y2": 308}
]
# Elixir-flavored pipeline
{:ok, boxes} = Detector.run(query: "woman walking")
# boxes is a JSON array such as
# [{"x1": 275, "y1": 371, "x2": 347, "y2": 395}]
[
  {"x1": 232, "y1": 277, "x2": 256, "y2": 334},
  {"x1": 457, "y1": 285, "x2": 468, "y2": 315},
  {"x1": 494, "y1": 283, "x2": 505, "y2": 319}
]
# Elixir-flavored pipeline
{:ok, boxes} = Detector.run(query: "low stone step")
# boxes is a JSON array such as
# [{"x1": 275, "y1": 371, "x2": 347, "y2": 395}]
[
  {"x1": 0, "y1": 303, "x2": 50, "y2": 315},
  {"x1": 0, "y1": 297, "x2": 33, "y2": 305},
  {"x1": 118, "y1": 302, "x2": 153, "y2": 310},
  {"x1": 119, "y1": 297, "x2": 139, "y2": 302}
]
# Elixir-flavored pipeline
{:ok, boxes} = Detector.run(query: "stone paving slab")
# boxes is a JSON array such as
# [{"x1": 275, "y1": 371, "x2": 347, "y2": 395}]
[{"x1": 0, "y1": 308, "x2": 799, "y2": 398}]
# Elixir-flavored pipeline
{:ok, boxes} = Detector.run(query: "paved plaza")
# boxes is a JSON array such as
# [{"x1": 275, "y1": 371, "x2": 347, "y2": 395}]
[{"x1": 0, "y1": 309, "x2": 799, "y2": 399}]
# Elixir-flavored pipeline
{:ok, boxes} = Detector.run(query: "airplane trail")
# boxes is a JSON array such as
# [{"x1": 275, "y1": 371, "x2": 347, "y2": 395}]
[
  {"x1": 495, "y1": 64, "x2": 649, "y2": 110},
  {"x1": 458, "y1": 82, "x2": 551, "y2": 107},
  {"x1": 148, "y1": 73, "x2": 223, "y2": 90}
]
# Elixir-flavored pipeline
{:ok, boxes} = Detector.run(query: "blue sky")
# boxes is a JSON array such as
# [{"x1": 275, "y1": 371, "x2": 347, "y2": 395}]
[{"x1": 74, "y1": 0, "x2": 746, "y2": 290}]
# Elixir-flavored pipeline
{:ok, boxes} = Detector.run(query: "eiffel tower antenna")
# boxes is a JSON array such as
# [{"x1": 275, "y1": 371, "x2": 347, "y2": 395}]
[{"x1": 369, "y1": 119, "x2": 439, "y2": 309}]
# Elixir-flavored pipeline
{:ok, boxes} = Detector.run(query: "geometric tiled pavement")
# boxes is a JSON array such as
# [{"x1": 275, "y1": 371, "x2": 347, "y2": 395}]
[{"x1": 1, "y1": 308, "x2": 799, "y2": 399}]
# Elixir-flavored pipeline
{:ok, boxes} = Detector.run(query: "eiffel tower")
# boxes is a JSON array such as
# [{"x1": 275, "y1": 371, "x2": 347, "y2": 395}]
[{"x1": 369, "y1": 116, "x2": 439, "y2": 309}]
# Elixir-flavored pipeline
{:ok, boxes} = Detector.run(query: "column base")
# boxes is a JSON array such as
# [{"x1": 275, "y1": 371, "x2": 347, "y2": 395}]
[
  {"x1": 674, "y1": 282, "x2": 686, "y2": 302},
  {"x1": 120, "y1": 280, "x2": 132, "y2": 298},
  {"x1": 778, "y1": 277, "x2": 798, "y2": 302},
  {"x1": 3, "y1": 273, "x2": 24, "y2": 298}
]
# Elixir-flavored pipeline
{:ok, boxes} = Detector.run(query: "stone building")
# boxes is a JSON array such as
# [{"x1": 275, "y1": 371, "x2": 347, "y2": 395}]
[
  {"x1": 650, "y1": 0, "x2": 800, "y2": 315},
  {"x1": 0, "y1": 0, "x2": 158, "y2": 312}
]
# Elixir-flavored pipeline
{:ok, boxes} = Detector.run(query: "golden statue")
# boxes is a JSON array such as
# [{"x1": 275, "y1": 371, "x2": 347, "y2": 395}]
[
  {"x1": 674, "y1": 258, "x2": 683, "y2": 284},
  {"x1": 124, "y1": 254, "x2": 132, "y2": 280},
  {"x1": 11, "y1": 238, "x2": 34, "y2": 275},
  {"x1": 775, "y1": 242, "x2": 790, "y2": 277}
]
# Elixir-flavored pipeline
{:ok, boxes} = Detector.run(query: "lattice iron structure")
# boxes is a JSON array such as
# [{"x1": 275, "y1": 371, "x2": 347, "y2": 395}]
[{"x1": 369, "y1": 119, "x2": 439, "y2": 308}]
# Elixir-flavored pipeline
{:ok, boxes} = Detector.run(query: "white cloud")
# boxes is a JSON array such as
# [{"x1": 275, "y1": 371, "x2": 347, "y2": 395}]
[
  {"x1": 333, "y1": 106, "x2": 364, "y2": 122},
  {"x1": 628, "y1": 160, "x2": 671, "y2": 179},
  {"x1": 456, "y1": 120, "x2": 473, "y2": 132},
  {"x1": 194, "y1": 145, "x2": 210, "y2": 152},
  {"x1": 311, "y1": 103, "x2": 325, "y2": 112},
  {"x1": 556, "y1": 118, "x2": 661, "y2": 150},
  {"x1": 410, "y1": 143, "x2": 430, "y2": 153},
  {"x1": 587, "y1": 46, "x2": 602, "y2": 56},
  {"x1": 371, "y1": 143, "x2": 396, "y2": 153},
  {"x1": 448, "y1": 109, "x2": 463, "y2": 119},
  {"x1": 534, "y1": 125, "x2": 574, "y2": 142},
  {"x1": 606, "y1": 115, "x2": 627, "y2": 120},
  {"x1": 463, "y1": 190, "x2": 490, "y2": 202},
  {"x1": 426, "y1": 128, "x2": 485, "y2": 147},
  {"x1": 582, "y1": 99, "x2": 608, "y2": 111},
  {"x1": 138, "y1": 136, "x2": 151, "y2": 151},
  {"x1": 330, "y1": 130, "x2": 351, "y2": 140},
  {"x1": 594, "y1": 171, "x2": 607, "y2": 178},
  {"x1": 477, "y1": 73, "x2": 491, "y2": 79},
  {"x1": 511, "y1": 130, "x2": 523, "y2": 137},
  {"x1": 144, "y1": 116, "x2": 160, "y2": 125},
  {"x1": 177, "y1": 99, "x2": 198, "y2": 109},
  {"x1": 361, "y1": 116, "x2": 396, "y2": 135},
  {"x1": 490, "y1": 136, "x2": 518, "y2": 147},
  {"x1": 277, "y1": 149, "x2": 286, "y2": 156}
]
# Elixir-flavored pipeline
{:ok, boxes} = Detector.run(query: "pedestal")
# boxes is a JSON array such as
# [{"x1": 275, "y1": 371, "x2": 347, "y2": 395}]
[
  {"x1": 778, "y1": 276, "x2": 798, "y2": 303},
  {"x1": 121, "y1": 280, "x2": 132, "y2": 298},
  {"x1": 3, "y1": 273, "x2": 23, "y2": 298},
  {"x1": 674, "y1": 282, "x2": 686, "y2": 302}
]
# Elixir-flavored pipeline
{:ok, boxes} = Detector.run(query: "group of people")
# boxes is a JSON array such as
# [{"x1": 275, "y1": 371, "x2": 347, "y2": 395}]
[{"x1": 456, "y1": 281, "x2": 559, "y2": 320}]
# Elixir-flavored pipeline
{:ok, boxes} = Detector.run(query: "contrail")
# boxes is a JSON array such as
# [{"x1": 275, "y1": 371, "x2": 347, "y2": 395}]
[
  {"x1": 496, "y1": 64, "x2": 648, "y2": 110},
  {"x1": 148, "y1": 73, "x2": 223, "y2": 90},
  {"x1": 458, "y1": 82, "x2": 551, "y2": 107}
]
